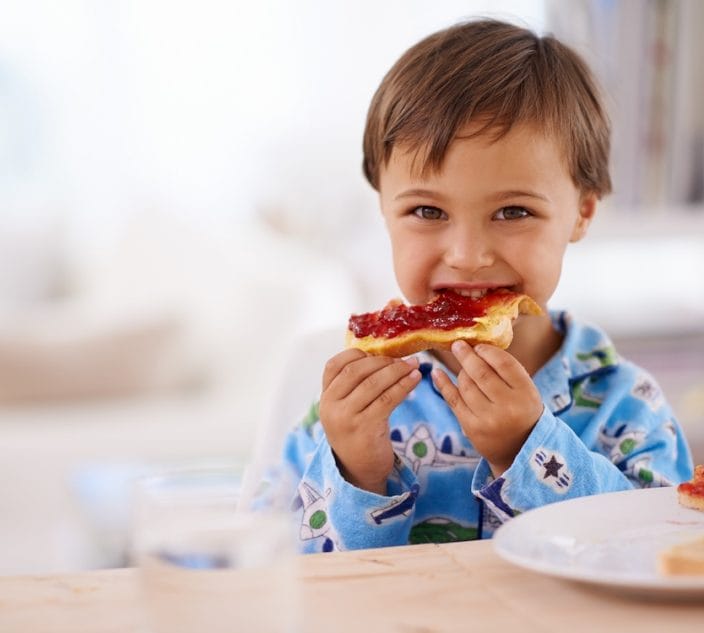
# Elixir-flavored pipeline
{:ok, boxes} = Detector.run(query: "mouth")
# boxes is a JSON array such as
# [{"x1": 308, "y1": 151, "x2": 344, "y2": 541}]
[
  {"x1": 447, "y1": 287, "x2": 492, "y2": 299},
  {"x1": 435, "y1": 286, "x2": 512, "y2": 300}
]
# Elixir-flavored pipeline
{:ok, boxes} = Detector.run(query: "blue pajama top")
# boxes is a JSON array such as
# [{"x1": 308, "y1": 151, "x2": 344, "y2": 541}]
[{"x1": 282, "y1": 311, "x2": 694, "y2": 553}]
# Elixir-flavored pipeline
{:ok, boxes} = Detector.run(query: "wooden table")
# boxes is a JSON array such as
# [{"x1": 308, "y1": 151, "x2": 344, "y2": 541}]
[{"x1": 1, "y1": 540, "x2": 702, "y2": 632}]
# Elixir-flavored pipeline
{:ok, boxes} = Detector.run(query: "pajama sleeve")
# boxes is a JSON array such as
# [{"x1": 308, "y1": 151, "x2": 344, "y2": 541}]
[
  {"x1": 471, "y1": 363, "x2": 693, "y2": 522},
  {"x1": 283, "y1": 420, "x2": 420, "y2": 553}
]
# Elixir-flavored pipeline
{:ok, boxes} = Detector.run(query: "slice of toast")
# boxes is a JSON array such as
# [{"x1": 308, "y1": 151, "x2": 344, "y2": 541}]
[{"x1": 658, "y1": 534, "x2": 704, "y2": 576}]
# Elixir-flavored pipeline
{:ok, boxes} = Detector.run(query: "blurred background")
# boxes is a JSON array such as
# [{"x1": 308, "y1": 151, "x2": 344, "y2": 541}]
[{"x1": 0, "y1": 0, "x2": 702, "y2": 573}]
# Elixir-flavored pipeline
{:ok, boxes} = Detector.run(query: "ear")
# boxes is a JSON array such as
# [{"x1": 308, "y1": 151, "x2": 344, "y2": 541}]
[{"x1": 570, "y1": 192, "x2": 598, "y2": 243}]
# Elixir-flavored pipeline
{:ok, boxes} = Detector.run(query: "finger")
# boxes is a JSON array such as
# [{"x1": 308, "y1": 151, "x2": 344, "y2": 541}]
[
  {"x1": 431, "y1": 367, "x2": 474, "y2": 420},
  {"x1": 363, "y1": 367, "x2": 422, "y2": 419},
  {"x1": 345, "y1": 358, "x2": 420, "y2": 412},
  {"x1": 322, "y1": 348, "x2": 368, "y2": 390},
  {"x1": 451, "y1": 341, "x2": 508, "y2": 401},
  {"x1": 473, "y1": 344, "x2": 532, "y2": 388},
  {"x1": 327, "y1": 354, "x2": 415, "y2": 401},
  {"x1": 457, "y1": 370, "x2": 492, "y2": 412}
]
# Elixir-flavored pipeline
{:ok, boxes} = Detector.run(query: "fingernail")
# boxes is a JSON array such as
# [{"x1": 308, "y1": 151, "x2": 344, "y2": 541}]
[
  {"x1": 405, "y1": 356, "x2": 420, "y2": 367},
  {"x1": 451, "y1": 340, "x2": 466, "y2": 355}
]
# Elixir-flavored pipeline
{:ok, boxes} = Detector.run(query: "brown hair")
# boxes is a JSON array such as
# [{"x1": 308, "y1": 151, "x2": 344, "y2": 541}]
[{"x1": 362, "y1": 19, "x2": 611, "y2": 197}]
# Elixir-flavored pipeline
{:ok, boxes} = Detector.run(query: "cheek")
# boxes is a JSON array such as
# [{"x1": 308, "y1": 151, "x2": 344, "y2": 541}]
[
  {"x1": 521, "y1": 241, "x2": 567, "y2": 294},
  {"x1": 388, "y1": 234, "x2": 435, "y2": 294},
  {"x1": 391, "y1": 243, "x2": 422, "y2": 280},
  {"x1": 388, "y1": 226, "x2": 418, "y2": 260}
]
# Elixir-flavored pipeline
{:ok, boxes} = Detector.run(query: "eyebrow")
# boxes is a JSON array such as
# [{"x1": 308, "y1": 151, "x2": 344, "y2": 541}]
[
  {"x1": 492, "y1": 189, "x2": 550, "y2": 203},
  {"x1": 393, "y1": 188, "x2": 550, "y2": 202},
  {"x1": 393, "y1": 188, "x2": 445, "y2": 201}
]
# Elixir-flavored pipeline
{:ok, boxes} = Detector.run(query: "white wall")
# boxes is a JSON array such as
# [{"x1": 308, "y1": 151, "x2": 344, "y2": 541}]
[{"x1": 0, "y1": 1, "x2": 546, "y2": 263}]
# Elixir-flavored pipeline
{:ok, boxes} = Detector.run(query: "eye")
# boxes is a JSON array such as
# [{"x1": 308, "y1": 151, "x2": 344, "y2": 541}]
[
  {"x1": 493, "y1": 206, "x2": 530, "y2": 221},
  {"x1": 412, "y1": 206, "x2": 447, "y2": 221}
]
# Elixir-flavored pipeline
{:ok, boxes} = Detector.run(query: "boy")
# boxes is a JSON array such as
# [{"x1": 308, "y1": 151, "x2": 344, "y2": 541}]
[{"x1": 283, "y1": 19, "x2": 693, "y2": 553}]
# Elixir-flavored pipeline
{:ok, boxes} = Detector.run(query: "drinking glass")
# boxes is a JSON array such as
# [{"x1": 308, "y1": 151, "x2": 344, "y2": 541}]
[{"x1": 130, "y1": 465, "x2": 299, "y2": 633}]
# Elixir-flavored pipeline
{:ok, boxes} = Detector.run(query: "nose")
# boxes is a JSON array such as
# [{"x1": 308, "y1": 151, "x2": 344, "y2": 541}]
[{"x1": 443, "y1": 225, "x2": 494, "y2": 272}]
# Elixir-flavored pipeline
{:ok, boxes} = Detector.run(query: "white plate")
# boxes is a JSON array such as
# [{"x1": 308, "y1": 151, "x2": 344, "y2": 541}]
[{"x1": 493, "y1": 487, "x2": 704, "y2": 599}]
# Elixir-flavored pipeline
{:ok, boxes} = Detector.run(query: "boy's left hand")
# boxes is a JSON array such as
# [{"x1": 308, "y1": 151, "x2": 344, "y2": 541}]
[{"x1": 431, "y1": 341, "x2": 543, "y2": 477}]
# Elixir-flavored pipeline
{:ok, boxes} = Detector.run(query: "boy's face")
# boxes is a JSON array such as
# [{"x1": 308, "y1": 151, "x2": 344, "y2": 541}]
[{"x1": 378, "y1": 122, "x2": 596, "y2": 312}]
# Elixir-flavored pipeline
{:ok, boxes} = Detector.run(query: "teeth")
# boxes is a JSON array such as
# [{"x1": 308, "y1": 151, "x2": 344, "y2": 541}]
[{"x1": 454, "y1": 288, "x2": 488, "y2": 299}]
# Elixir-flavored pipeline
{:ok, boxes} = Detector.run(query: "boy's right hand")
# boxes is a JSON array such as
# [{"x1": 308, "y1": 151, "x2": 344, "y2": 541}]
[{"x1": 318, "y1": 349, "x2": 421, "y2": 495}]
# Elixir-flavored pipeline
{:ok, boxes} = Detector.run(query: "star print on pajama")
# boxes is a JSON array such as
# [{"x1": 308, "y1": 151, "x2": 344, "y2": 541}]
[{"x1": 531, "y1": 448, "x2": 572, "y2": 493}]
